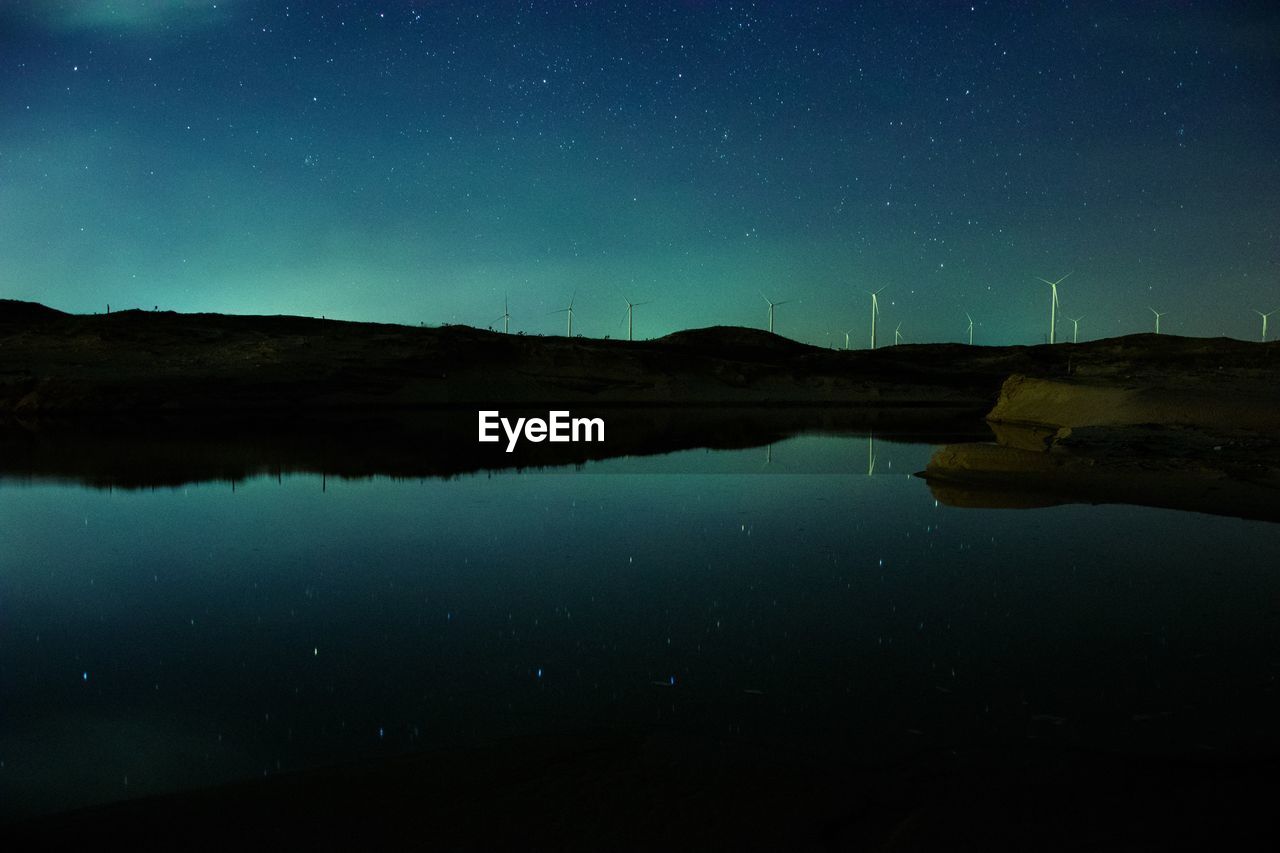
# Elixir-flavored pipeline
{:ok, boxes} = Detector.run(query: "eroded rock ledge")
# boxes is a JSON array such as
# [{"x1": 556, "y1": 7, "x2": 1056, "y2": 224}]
[{"x1": 922, "y1": 373, "x2": 1280, "y2": 522}]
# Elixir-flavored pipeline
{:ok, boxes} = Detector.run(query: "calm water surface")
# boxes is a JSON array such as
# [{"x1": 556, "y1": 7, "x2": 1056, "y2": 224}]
[{"x1": 3, "y1": 435, "x2": 1279, "y2": 821}]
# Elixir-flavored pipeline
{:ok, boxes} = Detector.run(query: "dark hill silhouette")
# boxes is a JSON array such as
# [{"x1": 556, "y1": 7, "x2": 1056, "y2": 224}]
[
  {"x1": 658, "y1": 325, "x2": 812, "y2": 354},
  {"x1": 0, "y1": 301, "x2": 1276, "y2": 417},
  {"x1": 0, "y1": 299, "x2": 68, "y2": 325}
]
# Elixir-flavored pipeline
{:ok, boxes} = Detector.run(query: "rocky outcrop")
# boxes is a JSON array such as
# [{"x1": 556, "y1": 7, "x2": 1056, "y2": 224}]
[
  {"x1": 922, "y1": 370, "x2": 1280, "y2": 522},
  {"x1": 988, "y1": 374, "x2": 1280, "y2": 433}
]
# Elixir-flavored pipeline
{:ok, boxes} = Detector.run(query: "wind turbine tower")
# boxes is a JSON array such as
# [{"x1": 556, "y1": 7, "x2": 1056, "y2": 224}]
[
  {"x1": 894, "y1": 323, "x2": 902, "y2": 346},
  {"x1": 1068, "y1": 316, "x2": 1083, "y2": 344},
  {"x1": 868, "y1": 287, "x2": 885, "y2": 349},
  {"x1": 965, "y1": 312, "x2": 974, "y2": 346},
  {"x1": 761, "y1": 293, "x2": 790, "y2": 334},
  {"x1": 496, "y1": 295, "x2": 511, "y2": 334},
  {"x1": 622, "y1": 297, "x2": 651, "y2": 342},
  {"x1": 553, "y1": 293, "x2": 577, "y2": 337},
  {"x1": 1035, "y1": 272, "x2": 1071, "y2": 344},
  {"x1": 843, "y1": 329, "x2": 855, "y2": 350},
  {"x1": 1255, "y1": 309, "x2": 1276, "y2": 342},
  {"x1": 1149, "y1": 307, "x2": 1167, "y2": 335}
]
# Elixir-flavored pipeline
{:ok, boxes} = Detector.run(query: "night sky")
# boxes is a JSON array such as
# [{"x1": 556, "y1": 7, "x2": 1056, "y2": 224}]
[{"x1": 2, "y1": 1, "x2": 1277, "y2": 345}]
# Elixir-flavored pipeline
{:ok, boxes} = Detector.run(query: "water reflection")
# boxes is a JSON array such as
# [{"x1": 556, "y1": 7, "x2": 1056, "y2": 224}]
[
  {"x1": 923, "y1": 423, "x2": 1280, "y2": 522},
  {"x1": 0, "y1": 407, "x2": 985, "y2": 489},
  {"x1": 2, "y1": 427, "x2": 1279, "y2": 829}
]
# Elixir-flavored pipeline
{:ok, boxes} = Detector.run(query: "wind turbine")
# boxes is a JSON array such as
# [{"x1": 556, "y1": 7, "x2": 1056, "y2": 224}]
[
  {"x1": 843, "y1": 328, "x2": 855, "y2": 350},
  {"x1": 1068, "y1": 315, "x2": 1083, "y2": 344},
  {"x1": 761, "y1": 293, "x2": 790, "y2": 334},
  {"x1": 868, "y1": 287, "x2": 885, "y2": 349},
  {"x1": 1035, "y1": 272, "x2": 1071, "y2": 344},
  {"x1": 495, "y1": 295, "x2": 511, "y2": 334},
  {"x1": 894, "y1": 323, "x2": 903, "y2": 346},
  {"x1": 965, "y1": 312, "x2": 974, "y2": 346},
  {"x1": 1148, "y1": 307, "x2": 1167, "y2": 334},
  {"x1": 622, "y1": 297, "x2": 652, "y2": 342},
  {"x1": 1254, "y1": 309, "x2": 1276, "y2": 342},
  {"x1": 552, "y1": 292, "x2": 577, "y2": 337},
  {"x1": 867, "y1": 432, "x2": 876, "y2": 476}
]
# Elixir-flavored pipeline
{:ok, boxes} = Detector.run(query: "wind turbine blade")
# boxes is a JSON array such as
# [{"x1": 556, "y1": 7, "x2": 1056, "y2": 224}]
[{"x1": 1035, "y1": 277, "x2": 1056, "y2": 286}]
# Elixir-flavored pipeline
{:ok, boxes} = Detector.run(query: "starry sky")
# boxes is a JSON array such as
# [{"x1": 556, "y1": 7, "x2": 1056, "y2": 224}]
[{"x1": 1, "y1": 1, "x2": 1277, "y2": 345}]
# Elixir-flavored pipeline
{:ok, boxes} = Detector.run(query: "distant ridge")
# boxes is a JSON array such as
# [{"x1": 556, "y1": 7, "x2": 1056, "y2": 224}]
[
  {"x1": 0, "y1": 299, "x2": 68, "y2": 324},
  {"x1": 658, "y1": 325, "x2": 812, "y2": 353},
  {"x1": 1, "y1": 300, "x2": 1276, "y2": 414}
]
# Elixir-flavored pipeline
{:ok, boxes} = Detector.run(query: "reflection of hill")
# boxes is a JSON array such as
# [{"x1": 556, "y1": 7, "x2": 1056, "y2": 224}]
[{"x1": 0, "y1": 407, "x2": 988, "y2": 490}]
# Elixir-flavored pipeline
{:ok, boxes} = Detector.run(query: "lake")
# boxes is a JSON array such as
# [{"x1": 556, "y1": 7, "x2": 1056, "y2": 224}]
[{"x1": 3, "y1": 431, "x2": 1279, "y2": 826}]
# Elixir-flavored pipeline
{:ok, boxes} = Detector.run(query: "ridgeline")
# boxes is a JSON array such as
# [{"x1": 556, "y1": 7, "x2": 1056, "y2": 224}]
[{"x1": 3, "y1": 299, "x2": 1275, "y2": 415}]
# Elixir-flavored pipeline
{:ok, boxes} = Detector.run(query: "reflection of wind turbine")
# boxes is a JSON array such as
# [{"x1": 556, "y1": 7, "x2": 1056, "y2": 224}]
[
  {"x1": 1068, "y1": 315, "x2": 1083, "y2": 343},
  {"x1": 622, "y1": 297, "x2": 652, "y2": 341},
  {"x1": 843, "y1": 328, "x2": 855, "y2": 350},
  {"x1": 1149, "y1": 307, "x2": 1166, "y2": 335},
  {"x1": 552, "y1": 292, "x2": 577, "y2": 337},
  {"x1": 1254, "y1": 309, "x2": 1276, "y2": 342},
  {"x1": 761, "y1": 293, "x2": 791, "y2": 334},
  {"x1": 965, "y1": 312, "x2": 974, "y2": 346},
  {"x1": 868, "y1": 287, "x2": 885, "y2": 349},
  {"x1": 1035, "y1": 272, "x2": 1071, "y2": 344},
  {"x1": 867, "y1": 432, "x2": 876, "y2": 476},
  {"x1": 894, "y1": 323, "x2": 902, "y2": 346},
  {"x1": 495, "y1": 295, "x2": 511, "y2": 334}
]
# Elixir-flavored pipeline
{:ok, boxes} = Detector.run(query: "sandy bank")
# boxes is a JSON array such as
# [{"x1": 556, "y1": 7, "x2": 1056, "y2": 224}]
[{"x1": 988, "y1": 374, "x2": 1280, "y2": 433}]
